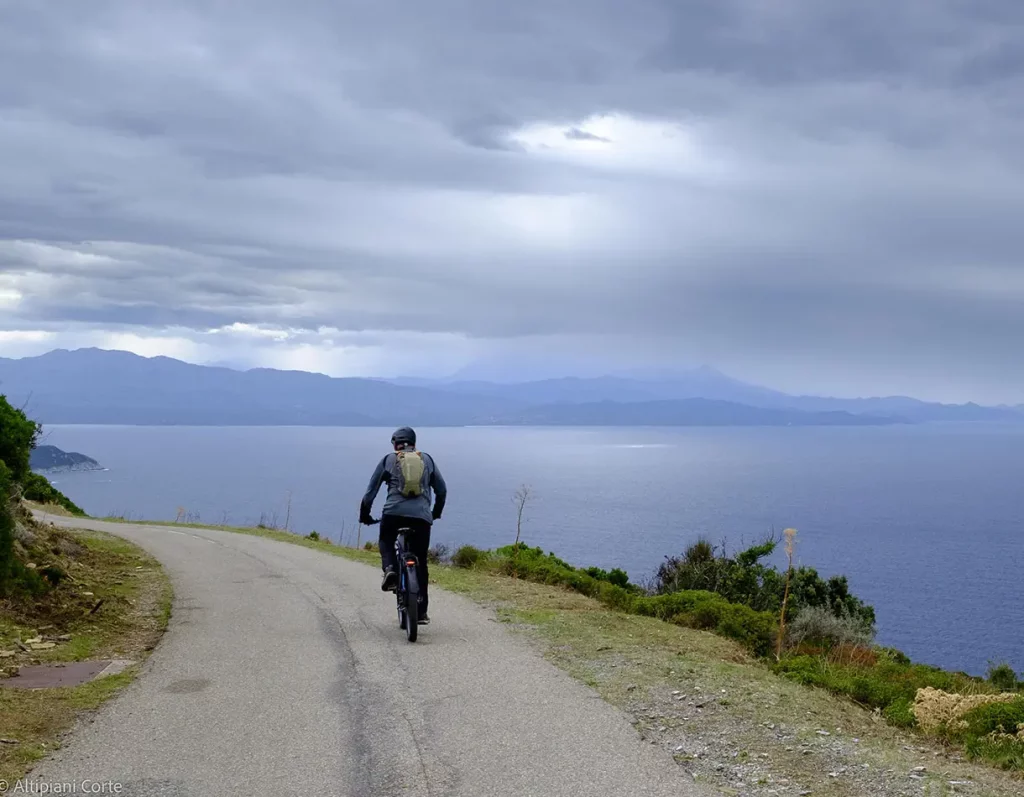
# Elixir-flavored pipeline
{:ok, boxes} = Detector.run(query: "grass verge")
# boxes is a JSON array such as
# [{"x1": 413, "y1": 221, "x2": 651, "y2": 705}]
[{"x1": 0, "y1": 520, "x2": 172, "y2": 783}]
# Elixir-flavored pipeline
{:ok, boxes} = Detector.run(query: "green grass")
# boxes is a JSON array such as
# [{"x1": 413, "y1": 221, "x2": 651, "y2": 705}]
[
  {"x1": 773, "y1": 652, "x2": 997, "y2": 723},
  {"x1": 950, "y1": 699, "x2": 1024, "y2": 771}
]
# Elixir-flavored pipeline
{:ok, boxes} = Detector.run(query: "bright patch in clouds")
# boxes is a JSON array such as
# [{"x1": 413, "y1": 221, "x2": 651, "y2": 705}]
[
  {"x1": 0, "y1": 330, "x2": 54, "y2": 343},
  {"x1": 509, "y1": 113, "x2": 731, "y2": 180}
]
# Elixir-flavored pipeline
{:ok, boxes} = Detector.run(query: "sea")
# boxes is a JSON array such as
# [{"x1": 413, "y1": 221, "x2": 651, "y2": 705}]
[{"x1": 38, "y1": 424, "x2": 1024, "y2": 677}]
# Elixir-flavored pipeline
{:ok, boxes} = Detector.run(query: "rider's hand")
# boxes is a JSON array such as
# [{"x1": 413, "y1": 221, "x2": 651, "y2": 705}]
[
  {"x1": 431, "y1": 506, "x2": 442, "y2": 521},
  {"x1": 359, "y1": 511, "x2": 376, "y2": 526}
]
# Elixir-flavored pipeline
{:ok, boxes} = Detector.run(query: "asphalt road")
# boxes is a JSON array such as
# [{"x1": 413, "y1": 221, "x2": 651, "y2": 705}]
[{"x1": 28, "y1": 516, "x2": 713, "y2": 797}]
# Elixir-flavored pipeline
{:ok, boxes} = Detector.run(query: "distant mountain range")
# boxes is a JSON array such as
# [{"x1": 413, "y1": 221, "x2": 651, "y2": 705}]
[
  {"x1": 0, "y1": 348, "x2": 1020, "y2": 428},
  {"x1": 390, "y1": 369, "x2": 1024, "y2": 424}
]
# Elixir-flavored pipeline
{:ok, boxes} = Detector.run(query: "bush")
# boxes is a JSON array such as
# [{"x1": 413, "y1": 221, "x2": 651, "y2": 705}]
[
  {"x1": 956, "y1": 698, "x2": 1024, "y2": 738},
  {"x1": 0, "y1": 462, "x2": 47, "y2": 599},
  {"x1": 633, "y1": 591, "x2": 776, "y2": 656},
  {"x1": 883, "y1": 697, "x2": 917, "y2": 728},
  {"x1": 786, "y1": 605, "x2": 874, "y2": 650},
  {"x1": 654, "y1": 534, "x2": 875, "y2": 634},
  {"x1": 0, "y1": 460, "x2": 15, "y2": 595},
  {"x1": 954, "y1": 699, "x2": 1024, "y2": 770},
  {"x1": 987, "y1": 662, "x2": 1019, "y2": 693},
  {"x1": 20, "y1": 472, "x2": 86, "y2": 516},
  {"x1": 584, "y1": 566, "x2": 632, "y2": 589},
  {"x1": 363, "y1": 541, "x2": 378, "y2": 552},
  {"x1": 428, "y1": 544, "x2": 451, "y2": 564},
  {"x1": 0, "y1": 395, "x2": 40, "y2": 483},
  {"x1": 452, "y1": 545, "x2": 486, "y2": 569},
  {"x1": 306, "y1": 531, "x2": 321, "y2": 541}
]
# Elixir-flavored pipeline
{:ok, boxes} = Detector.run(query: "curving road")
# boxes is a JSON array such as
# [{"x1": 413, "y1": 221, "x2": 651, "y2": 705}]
[{"x1": 30, "y1": 516, "x2": 712, "y2": 797}]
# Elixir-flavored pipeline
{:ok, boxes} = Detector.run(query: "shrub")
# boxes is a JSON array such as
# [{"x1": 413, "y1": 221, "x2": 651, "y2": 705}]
[
  {"x1": 956, "y1": 698, "x2": 1024, "y2": 738},
  {"x1": 883, "y1": 697, "x2": 917, "y2": 728},
  {"x1": 987, "y1": 662, "x2": 1019, "y2": 693},
  {"x1": 428, "y1": 544, "x2": 451, "y2": 565},
  {"x1": 0, "y1": 460, "x2": 15, "y2": 595},
  {"x1": 0, "y1": 395, "x2": 40, "y2": 482},
  {"x1": 634, "y1": 590, "x2": 776, "y2": 656},
  {"x1": 452, "y1": 545, "x2": 486, "y2": 569},
  {"x1": 654, "y1": 534, "x2": 875, "y2": 634},
  {"x1": 306, "y1": 531, "x2": 320, "y2": 541},
  {"x1": 363, "y1": 541, "x2": 378, "y2": 552},
  {"x1": 20, "y1": 472, "x2": 85, "y2": 516},
  {"x1": 786, "y1": 605, "x2": 875, "y2": 650},
  {"x1": 584, "y1": 566, "x2": 632, "y2": 589},
  {"x1": 0, "y1": 462, "x2": 47, "y2": 599},
  {"x1": 952, "y1": 698, "x2": 1024, "y2": 770}
]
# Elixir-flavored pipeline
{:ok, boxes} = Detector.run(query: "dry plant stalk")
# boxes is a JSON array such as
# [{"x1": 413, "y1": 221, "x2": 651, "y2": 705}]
[
  {"x1": 511, "y1": 485, "x2": 531, "y2": 579},
  {"x1": 776, "y1": 527, "x2": 798, "y2": 660}
]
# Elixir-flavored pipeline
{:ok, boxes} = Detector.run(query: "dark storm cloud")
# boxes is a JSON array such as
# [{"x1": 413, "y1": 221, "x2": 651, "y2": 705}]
[{"x1": 1, "y1": 0, "x2": 1023, "y2": 399}]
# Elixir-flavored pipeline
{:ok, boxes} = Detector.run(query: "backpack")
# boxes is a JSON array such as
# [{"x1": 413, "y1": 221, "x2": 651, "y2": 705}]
[{"x1": 394, "y1": 450, "x2": 426, "y2": 497}]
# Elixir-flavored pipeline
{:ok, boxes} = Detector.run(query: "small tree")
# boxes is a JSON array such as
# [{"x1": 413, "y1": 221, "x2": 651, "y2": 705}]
[{"x1": 511, "y1": 484, "x2": 532, "y2": 578}]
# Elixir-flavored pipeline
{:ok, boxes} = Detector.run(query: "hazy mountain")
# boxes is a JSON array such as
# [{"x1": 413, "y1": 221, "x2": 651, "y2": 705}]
[
  {"x1": 495, "y1": 399, "x2": 909, "y2": 427},
  {"x1": 387, "y1": 372, "x2": 1021, "y2": 423},
  {"x1": 0, "y1": 348, "x2": 519, "y2": 426},
  {"x1": 1, "y1": 348, "x2": 1016, "y2": 427}
]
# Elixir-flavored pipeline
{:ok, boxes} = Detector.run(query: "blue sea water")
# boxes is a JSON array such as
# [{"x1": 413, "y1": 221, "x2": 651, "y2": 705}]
[{"x1": 40, "y1": 424, "x2": 1024, "y2": 677}]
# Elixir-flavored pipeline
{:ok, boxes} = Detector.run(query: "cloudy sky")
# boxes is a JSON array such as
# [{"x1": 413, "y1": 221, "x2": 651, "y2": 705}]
[{"x1": 2, "y1": 1, "x2": 1023, "y2": 402}]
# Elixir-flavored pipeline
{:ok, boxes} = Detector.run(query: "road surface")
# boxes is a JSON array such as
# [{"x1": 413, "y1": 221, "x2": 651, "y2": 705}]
[{"x1": 29, "y1": 516, "x2": 713, "y2": 797}]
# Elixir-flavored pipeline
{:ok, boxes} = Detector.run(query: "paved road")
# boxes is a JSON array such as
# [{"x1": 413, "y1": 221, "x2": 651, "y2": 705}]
[{"x1": 29, "y1": 516, "x2": 713, "y2": 797}]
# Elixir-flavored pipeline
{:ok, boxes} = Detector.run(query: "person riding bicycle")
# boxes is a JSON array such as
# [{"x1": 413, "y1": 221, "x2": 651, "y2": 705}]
[{"x1": 359, "y1": 426, "x2": 446, "y2": 625}]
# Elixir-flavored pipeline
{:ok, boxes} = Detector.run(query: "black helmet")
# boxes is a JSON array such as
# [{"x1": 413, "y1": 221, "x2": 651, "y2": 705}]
[{"x1": 391, "y1": 426, "x2": 416, "y2": 448}]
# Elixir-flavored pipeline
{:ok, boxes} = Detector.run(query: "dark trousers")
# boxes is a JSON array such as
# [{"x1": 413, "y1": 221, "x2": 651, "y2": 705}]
[{"x1": 379, "y1": 515, "x2": 432, "y2": 614}]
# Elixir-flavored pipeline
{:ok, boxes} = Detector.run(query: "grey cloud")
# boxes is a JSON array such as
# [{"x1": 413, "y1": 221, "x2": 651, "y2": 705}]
[{"x1": 1, "y1": 0, "x2": 1023, "y2": 400}]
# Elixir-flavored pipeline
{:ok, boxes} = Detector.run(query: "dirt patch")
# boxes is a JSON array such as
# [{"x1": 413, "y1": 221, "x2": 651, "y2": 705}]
[{"x1": 1, "y1": 662, "x2": 114, "y2": 689}]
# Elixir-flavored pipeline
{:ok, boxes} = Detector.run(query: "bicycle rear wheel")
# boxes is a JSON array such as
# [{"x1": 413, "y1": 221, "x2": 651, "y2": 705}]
[{"x1": 405, "y1": 590, "x2": 418, "y2": 642}]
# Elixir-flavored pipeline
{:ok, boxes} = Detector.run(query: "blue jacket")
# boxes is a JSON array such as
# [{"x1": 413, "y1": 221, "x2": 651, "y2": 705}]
[{"x1": 360, "y1": 449, "x2": 447, "y2": 524}]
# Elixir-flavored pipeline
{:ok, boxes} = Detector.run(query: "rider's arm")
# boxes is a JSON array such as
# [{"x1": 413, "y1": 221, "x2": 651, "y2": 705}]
[
  {"x1": 359, "y1": 455, "x2": 389, "y2": 520},
  {"x1": 429, "y1": 456, "x2": 447, "y2": 519}
]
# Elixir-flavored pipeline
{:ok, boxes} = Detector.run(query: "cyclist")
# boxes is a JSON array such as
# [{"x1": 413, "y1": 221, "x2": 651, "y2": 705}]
[{"x1": 359, "y1": 426, "x2": 446, "y2": 624}]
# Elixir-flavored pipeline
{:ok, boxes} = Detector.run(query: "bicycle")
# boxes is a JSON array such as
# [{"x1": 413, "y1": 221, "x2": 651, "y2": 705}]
[
  {"x1": 393, "y1": 526, "x2": 422, "y2": 642},
  {"x1": 365, "y1": 518, "x2": 423, "y2": 643}
]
